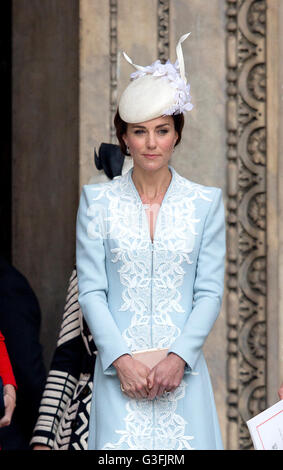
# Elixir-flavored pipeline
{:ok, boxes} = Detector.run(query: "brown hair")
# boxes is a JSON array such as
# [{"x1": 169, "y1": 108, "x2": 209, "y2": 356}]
[{"x1": 114, "y1": 110, "x2": 184, "y2": 155}]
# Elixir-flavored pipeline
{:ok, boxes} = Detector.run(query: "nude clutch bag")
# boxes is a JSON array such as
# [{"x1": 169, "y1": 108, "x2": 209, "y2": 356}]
[{"x1": 132, "y1": 348, "x2": 168, "y2": 369}]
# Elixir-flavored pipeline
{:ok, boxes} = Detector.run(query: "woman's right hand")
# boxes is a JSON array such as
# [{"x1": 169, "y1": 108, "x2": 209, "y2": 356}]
[{"x1": 113, "y1": 354, "x2": 150, "y2": 399}]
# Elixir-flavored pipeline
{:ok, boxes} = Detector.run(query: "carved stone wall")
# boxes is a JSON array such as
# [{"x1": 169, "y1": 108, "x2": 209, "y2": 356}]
[
  {"x1": 225, "y1": 0, "x2": 281, "y2": 450},
  {"x1": 109, "y1": 0, "x2": 118, "y2": 143},
  {"x1": 157, "y1": 0, "x2": 170, "y2": 62}
]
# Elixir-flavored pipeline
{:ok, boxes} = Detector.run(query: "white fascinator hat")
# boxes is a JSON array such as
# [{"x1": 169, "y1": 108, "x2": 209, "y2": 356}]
[{"x1": 118, "y1": 33, "x2": 193, "y2": 124}]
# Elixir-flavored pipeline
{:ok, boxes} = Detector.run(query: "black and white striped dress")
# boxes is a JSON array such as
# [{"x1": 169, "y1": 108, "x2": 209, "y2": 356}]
[{"x1": 30, "y1": 267, "x2": 96, "y2": 450}]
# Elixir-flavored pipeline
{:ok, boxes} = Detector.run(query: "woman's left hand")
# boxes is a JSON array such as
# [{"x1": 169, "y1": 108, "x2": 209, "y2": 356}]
[{"x1": 146, "y1": 353, "x2": 186, "y2": 400}]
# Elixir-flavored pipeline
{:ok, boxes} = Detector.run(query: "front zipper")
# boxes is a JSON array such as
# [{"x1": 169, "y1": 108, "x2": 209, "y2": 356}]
[
  {"x1": 150, "y1": 240, "x2": 154, "y2": 348},
  {"x1": 150, "y1": 239, "x2": 156, "y2": 449}
]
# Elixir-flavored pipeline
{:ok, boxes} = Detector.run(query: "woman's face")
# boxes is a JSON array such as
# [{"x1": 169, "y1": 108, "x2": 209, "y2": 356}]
[{"x1": 122, "y1": 115, "x2": 178, "y2": 173}]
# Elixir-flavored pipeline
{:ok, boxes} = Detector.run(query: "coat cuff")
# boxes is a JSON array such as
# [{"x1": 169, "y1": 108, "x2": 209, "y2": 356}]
[{"x1": 101, "y1": 349, "x2": 132, "y2": 376}]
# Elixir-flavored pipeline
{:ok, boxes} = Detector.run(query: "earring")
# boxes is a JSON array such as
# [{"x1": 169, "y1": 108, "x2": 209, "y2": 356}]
[{"x1": 126, "y1": 145, "x2": 131, "y2": 156}]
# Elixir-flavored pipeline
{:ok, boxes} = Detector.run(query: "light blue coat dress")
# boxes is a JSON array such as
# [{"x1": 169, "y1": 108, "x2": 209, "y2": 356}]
[{"x1": 76, "y1": 165, "x2": 226, "y2": 450}]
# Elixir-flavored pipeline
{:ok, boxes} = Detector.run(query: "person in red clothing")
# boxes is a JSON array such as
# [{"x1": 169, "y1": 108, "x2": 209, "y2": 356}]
[{"x1": 0, "y1": 331, "x2": 17, "y2": 429}]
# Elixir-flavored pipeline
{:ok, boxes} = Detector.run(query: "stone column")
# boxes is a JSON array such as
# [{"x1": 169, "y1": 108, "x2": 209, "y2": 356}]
[
  {"x1": 266, "y1": 0, "x2": 281, "y2": 405},
  {"x1": 269, "y1": 0, "x2": 283, "y2": 401},
  {"x1": 278, "y1": 1, "x2": 283, "y2": 394},
  {"x1": 79, "y1": 0, "x2": 110, "y2": 187}
]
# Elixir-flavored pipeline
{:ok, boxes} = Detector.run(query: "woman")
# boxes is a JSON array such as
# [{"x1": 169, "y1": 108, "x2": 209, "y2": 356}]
[
  {"x1": 0, "y1": 331, "x2": 17, "y2": 430},
  {"x1": 76, "y1": 33, "x2": 226, "y2": 450}
]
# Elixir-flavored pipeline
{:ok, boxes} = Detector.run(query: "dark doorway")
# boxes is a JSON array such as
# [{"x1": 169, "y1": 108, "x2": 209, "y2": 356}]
[{"x1": 0, "y1": 1, "x2": 12, "y2": 262}]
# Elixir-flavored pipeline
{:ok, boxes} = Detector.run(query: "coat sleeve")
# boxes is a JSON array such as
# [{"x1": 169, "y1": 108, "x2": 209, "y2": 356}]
[
  {"x1": 0, "y1": 330, "x2": 17, "y2": 388},
  {"x1": 76, "y1": 185, "x2": 132, "y2": 375},
  {"x1": 167, "y1": 188, "x2": 226, "y2": 372}
]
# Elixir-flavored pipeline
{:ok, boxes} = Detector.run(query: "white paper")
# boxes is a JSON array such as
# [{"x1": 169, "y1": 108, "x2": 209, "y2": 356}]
[{"x1": 247, "y1": 400, "x2": 283, "y2": 450}]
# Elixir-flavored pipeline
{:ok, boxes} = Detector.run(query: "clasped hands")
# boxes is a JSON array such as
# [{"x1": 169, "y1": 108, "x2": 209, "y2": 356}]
[{"x1": 113, "y1": 352, "x2": 186, "y2": 400}]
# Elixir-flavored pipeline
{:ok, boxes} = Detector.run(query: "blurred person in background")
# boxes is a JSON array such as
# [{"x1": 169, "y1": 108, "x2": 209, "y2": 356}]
[{"x1": 0, "y1": 255, "x2": 46, "y2": 450}]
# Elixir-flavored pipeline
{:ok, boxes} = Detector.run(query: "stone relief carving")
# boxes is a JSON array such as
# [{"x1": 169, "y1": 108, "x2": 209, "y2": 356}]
[
  {"x1": 157, "y1": 0, "x2": 170, "y2": 62},
  {"x1": 226, "y1": 0, "x2": 267, "y2": 450},
  {"x1": 109, "y1": 0, "x2": 118, "y2": 143}
]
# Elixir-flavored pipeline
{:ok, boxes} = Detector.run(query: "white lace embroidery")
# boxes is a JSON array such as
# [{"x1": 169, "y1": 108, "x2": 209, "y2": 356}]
[
  {"x1": 89, "y1": 167, "x2": 212, "y2": 450},
  {"x1": 103, "y1": 382, "x2": 194, "y2": 450}
]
